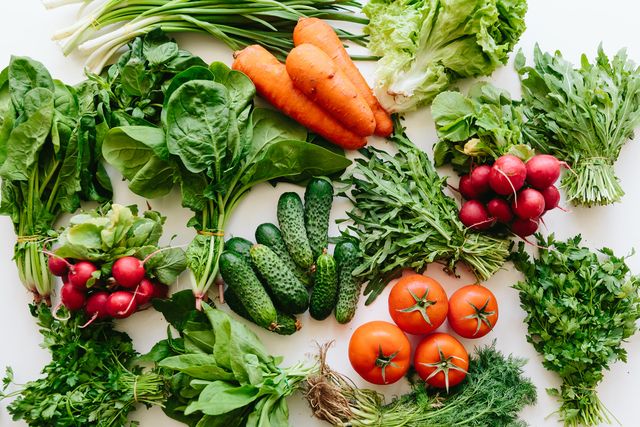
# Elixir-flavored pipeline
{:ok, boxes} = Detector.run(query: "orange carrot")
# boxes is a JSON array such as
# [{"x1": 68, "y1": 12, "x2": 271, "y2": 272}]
[
  {"x1": 293, "y1": 17, "x2": 393, "y2": 137},
  {"x1": 286, "y1": 44, "x2": 375, "y2": 137},
  {"x1": 232, "y1": 45, "x2": 367, "y2": 150}
]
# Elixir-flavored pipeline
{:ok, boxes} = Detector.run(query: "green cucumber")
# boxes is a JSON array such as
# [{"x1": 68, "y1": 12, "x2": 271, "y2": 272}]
[
  {"x1": 334, "y1": 239, "x2": 363, "y2": 324},
  {"x1": 309, "y1": 250, "x2": 338, "y2": 320},
  {"x1": 255, "y1": 223, "x2": 311, "y2": 287},
  {"x1": 224, "y1": 287, "x2": 301, "y2": 335},
  {"x1": 250, "y1": 244, "x2": 309, "y2": 314},
  {"x1": 277, "y1": 192, "x2": 314, "y2": 269},
  {"x1": 304, "y1": 178, "x2": 334, "y2": 259},
  {"x1": 219, "y1": 250, "x2": 277, "y2": 329},
  {"x1": 224, "y1": 237, "x2": 253, "y2": 261}
]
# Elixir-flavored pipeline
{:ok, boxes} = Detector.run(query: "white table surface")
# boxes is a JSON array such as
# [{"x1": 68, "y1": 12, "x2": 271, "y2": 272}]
[{"x1": 1, "y1": 1, "x2": 640, "y2": 426}]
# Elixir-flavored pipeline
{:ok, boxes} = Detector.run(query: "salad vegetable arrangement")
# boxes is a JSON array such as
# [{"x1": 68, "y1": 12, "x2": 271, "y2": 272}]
[{"x1": 2, "y1": 2, "x2": 640, "y2": 427}]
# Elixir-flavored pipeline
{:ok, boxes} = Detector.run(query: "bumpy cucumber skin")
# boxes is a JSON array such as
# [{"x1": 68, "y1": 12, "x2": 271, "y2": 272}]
[
  {"x1": 277, "y1": 192, "x2": 314, "y2": 269},
  {"x1": 219, "y1": 251, "x2": 278, "y2": 329},
  {"x1": 309, "y1": 251, "x2": 339, "y2": 320},
  {"x1": 304, "y1": 178, "x2": 334, "y2": 259},
  {"x1": 224, "y1": 287, "x2": 301, "y2": 335},
  {"x1": 250, "y1": 244, "x2": 309, "y2": 314},
  {"x1": 224, "y1": 237, "x2": 253, "y2": 262},
  {"x1": 255, "y1": 223, "x2": 311, "y2": 287},
  {"x1": 334, "y1": 239, "x2": 363, "y2": 324}
]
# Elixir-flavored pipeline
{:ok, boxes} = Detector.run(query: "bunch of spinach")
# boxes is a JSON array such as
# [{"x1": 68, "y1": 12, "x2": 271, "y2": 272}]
[
  {"x1": 55, "y1": 203, "x2": 186, "y2": 285},
  {"x1": 102, "y1": 61, "x2": 351, "y2": 307},
  {"x1": 432, "y1": 82, "x2": 533, "y2": 173},
  {"x1": 0, "y1": 57, "x2": 112, "y2": 304},
  {"x1": 340, "y1": 117, "x2": 511, "y2": 304},
  {"x1": 0, "y1": 304, "x2": 165, "y2": 427},
  {"x1": 145, "y1": 291, "x2": 317, "y2": 426},
  {"x1": 512, "y1": 234, "x2": 640, "y2": 426}
]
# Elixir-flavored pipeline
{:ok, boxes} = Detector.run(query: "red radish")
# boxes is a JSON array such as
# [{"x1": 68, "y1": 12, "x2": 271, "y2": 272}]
[
  {"x1": 153, "y1": 283, "x2": 169, "y2": 299},
  {"x1": 112, "y1": 256, "x2": 146, "y2": 288},
  {"x1": 61, "y1": 283, "x2": 86, "y2": 311},
  {"x1": 511, "y1": 217, "x2": 540, "y2": 238},
  {"x1": 459, "y1": 200, "x2": 493, "y2": 230},
  {"x1": 85, "y1": 291, "x2": 110, "y2": 320},
  {"x1": 487, "y1": 198, "x2": 514, "y2": 223},
  {"x1": 489, "y1": 155, "x2": 527, "y2": 195},
  {"x1": 525, "y1": 154, "x2": 562, "y2": 190},
  {"x1": 134, "y1": 279, "x2": 156, "y2": 306},
  {"x1": 68, "y1": 261, "x2": 98, "y2": 290},
  {"x1": 48, "y1": 255, "x2": 69, "y2": 277},
  {"x1": 540, "y1": 185, "x2": 561, "y2": 211},
  {"x1": 459, "y1": 175, "x2": 481, "y2": 200},
  {"x1": 106, "y1": 291, "x2": 138, "y2": 319},
  {"x1": 469, "y1": 165, "x2": 492, "y2": 196},
  {"x1": 512, "y1": 188, "x2": 546, "y2": 219}
]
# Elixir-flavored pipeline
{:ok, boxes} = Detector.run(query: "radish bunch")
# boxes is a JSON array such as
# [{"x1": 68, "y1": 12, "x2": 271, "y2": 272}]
[
  {"x1": 50, "y1": 255, "x2": 169, "y2": 322},
  {"x1": 458, "y1": 154, "x2": 564, "y2": 238}
]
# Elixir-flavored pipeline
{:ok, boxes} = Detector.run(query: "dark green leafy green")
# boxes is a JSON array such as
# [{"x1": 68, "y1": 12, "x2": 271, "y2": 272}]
[{"x1": 512, "y1": 234, "x2": 640, "y2": 426}]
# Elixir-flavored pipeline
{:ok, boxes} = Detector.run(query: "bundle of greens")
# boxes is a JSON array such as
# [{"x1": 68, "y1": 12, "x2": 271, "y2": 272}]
[
  {"x1": 432, "y1": 82, "x2": 532, "y2": 173},
  {"x1": 145, "y1": 291, "x2": 317, "y2": 426},
  {"x1": 340, "y1": 118, "x2": 511, "y2": 304},
  {"x1": 363, "y1": 0, "x2": 527, "y2": 112},
  {"x1": 0, "y1": 304, "x2": 165, "y2": 426},
  {"x1": 512, "y1": 234, "x2": 640, "y2": 426},
  {"x1": 305, "y1": 344, "x2": 536, "y2": 426},
  {"x1": 103, "y1": 59, "x2": 351, "y2": 308},
  {"x1": 47, "y1": 0, "x2": 367, "y2": 73},
  {"x1": 516, "y1": 45, "x2": 640, "y2": 206},
  {"x1": 0, "y1": 56, "x2": 112, "y2": 304}
]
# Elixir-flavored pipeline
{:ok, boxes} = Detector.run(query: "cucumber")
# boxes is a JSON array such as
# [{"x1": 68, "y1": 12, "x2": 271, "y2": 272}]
[
  {"x1": 304, "y1": 178, "x2": 334, "y2": 259},
  {"x1": 277, "y1": 192, "x2": 314, "y2": 269},
  {"x1": 224, "y1": 287, "x2": 301, "y2": 335},
  {"x1": 250, "y1": 244, "x2": 309, "y2": 314},
  {"x1": 334, "y1": 239, "x2": 363, "y2": 324},
  {"x1": 219, "y1": 251, "x2": 278, "y2": 329},
  {"x1": 309, "y1": 250, "x2": 338, "y2": 320},
  {"x1": 255, "y1": 223, "x2": 311, "y2": 287},
  {"x1": 224, "y1": 237, "x2": 253, "y2": 261}
]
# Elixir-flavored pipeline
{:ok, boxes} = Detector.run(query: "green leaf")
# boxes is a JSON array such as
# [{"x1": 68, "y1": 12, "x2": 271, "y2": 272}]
[
  {"x1": 0, "y1": 74, "x2": 16, "y2": 166},
  {"x1": 209, "y1": 62, "x2": 256, "y2": 115},
  {"x1": 248, "y1": 108, "x2": 307, "y2": 157},
  {"x1": 184, "y1": 381, "x2": 260, "y2": 416},
  {"x1": 145, "y1": 247, "x2": 187, "y2": 285},
  {"x1": 160, "y1": 354, "x2": 235, "y2": 381},
  {"x1": 126, "y1": 215, "x2": 164, "y2": 248},
  {"x1": 153, "y1": 290, "x2": 209, "y2": 333},
  {"x1": 7, "y1": 56, "x2": 54, "y2": 113},
  {"x1": 143, "y1": 32, "x2": 179, "y2": 65}
]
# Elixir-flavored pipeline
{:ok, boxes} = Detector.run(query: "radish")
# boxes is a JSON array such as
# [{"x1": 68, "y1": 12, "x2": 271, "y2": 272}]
[
  {"x1": 540, "y1": 185, "x2": 561, "y2": 211},
  {"x1": 134, "y1": 278, "x2": 156, "y2": 306},
  {"x1": 469, "y1": 165, "x2": 492, "y2": 196},
  {"x1": 511, "y1": 217, "x2": 540, "y2": 238},
  {"x1": 489, "y1": 155, "x2": 527, "y2": 196},
  {"x1": 459, "y1": 175, "x2": 481, "y2": 200},
  {"x1": 85, "y1": 291, "x2": 110, "y2": 320},
  {"x1": 525, "y1": 154, "x2": 562, "y2": 190},
  {"x1": 487, "y1": 198, "x2": 513, "y2": 223},
  {"x1": 459, "y1": 200, "x2": 493, "y2": 230},
  {"x1": 512, "y1": 188, "x2": 546, "y2": 219},
  {"x1": 61, "y1": 283, "x2": 86, "y2": 311},
  {"x1": 106, "y1": 291, "x2": 138, "y2": 319},
  {"x1": 112, "y1": 256, "x2": 146, "y2": 288},
  {"x1": 68, "y1": 261, "x2": 98, "y2": 290},
  {"x1": 48, "y1": 255, "x2": 70, "y2": 277}
]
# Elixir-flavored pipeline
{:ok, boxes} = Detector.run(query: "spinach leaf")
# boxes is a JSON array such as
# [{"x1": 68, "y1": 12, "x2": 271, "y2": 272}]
[
  {"x1": 164, "y1": 66, "x2": 214, "y2": 108},
  {"x1": 145, "y1": 247, "x2": 188, "y2": 285},
  {"x1": 7, "y1": 56, "x2": 54, "y2": 113},
  {"x1": 248, "y1": 108, "x2": 306, "y2": 157},
  {"x1": 209, "y1": 62, "x2": 255, "y2": 114},
  {"x1": 185, "y1": 382, "x2": 260, "y2": 416}
]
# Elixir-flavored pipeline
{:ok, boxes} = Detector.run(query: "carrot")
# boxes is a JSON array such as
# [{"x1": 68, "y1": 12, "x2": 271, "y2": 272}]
[
  {"x1": 293, "y1": 17, "x2": 393, "y2": 137},
  {"x1": 232, "y1": 45, "x2": 367, "y2": 150},
  {"x1": 286, "y1": 44, "x2": 375, "y2": 137}
]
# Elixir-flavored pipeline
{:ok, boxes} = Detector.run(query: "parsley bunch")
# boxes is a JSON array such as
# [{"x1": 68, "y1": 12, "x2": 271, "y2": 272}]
[{"x1": 512, "y1": 235, "x2": 640, "y2": 426}]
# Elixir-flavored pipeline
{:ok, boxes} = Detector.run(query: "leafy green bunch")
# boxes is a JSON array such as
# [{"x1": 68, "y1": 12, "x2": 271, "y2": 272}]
[
  {"x1": 0, "y1": 56, "x2": 112, "y2": 303},
  {"x1": 512, "y1": 234, "x2": 640, "y2": 426},
  {"x1": 1, "y1": 304, "x2": 165, "y2": 427}
]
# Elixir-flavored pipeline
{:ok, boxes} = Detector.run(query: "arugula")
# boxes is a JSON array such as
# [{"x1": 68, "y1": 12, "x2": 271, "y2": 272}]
[
  {"x1": 102, "y1": 53, "x2": 351, "y2": 307},
  {"x1": 0, "y1": 304, "x2": 165, "y2": 426},
  {"x1": 148, "y1": 291, "x2": 317, "y2": 426},
  {"x1": 432, "y1": 82, "x2": 533, "y2": 173},
  {"x1": 516, "y1": 45, "x2": 640, "y2": 206},
  {"x1": 0, "y1": 56, "x2": 112, "y2": 304},
  {"x1": 512, "y1": 234, "x2": 640, "y2": 426}
]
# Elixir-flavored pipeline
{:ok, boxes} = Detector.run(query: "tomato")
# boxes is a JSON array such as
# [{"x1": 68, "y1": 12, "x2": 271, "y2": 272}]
[
  {"x1": 348, "y1": 321, "x2": 411, "y2": 385},
  {"x1": 388, "y1": 274, "x2": 448, "y2": 335},
  {"x1": 414, "y1": 333, "x2": 469, "y2": 391},
  {"x1": 448, "y1": 284, "x2": 498, "y2": 339}
]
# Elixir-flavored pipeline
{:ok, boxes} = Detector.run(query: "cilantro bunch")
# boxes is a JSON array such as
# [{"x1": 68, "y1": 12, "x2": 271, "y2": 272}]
[{"x1": 512, "y1": 235, "x2": 640, "y2": 426}]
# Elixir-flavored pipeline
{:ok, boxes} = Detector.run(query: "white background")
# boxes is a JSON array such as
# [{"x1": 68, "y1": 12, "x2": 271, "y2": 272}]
[{"x1": 1, "y1": 1, "x2": 640, "y2": 426}]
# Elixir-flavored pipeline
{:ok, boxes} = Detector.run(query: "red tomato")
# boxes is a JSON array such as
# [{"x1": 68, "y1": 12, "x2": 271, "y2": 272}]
[
  {"x1": 414, "y1": 333, "x2": 469, "y2": 391},
  {"x1": 388, "y1": 274, "x2": 448, "y2": 335},
  {"x1": 348, "y1": 321, "x2": 411, "y2": 385},
  {"x1": 448, "y1": 284, "x2": 498, "y2": 339}
]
